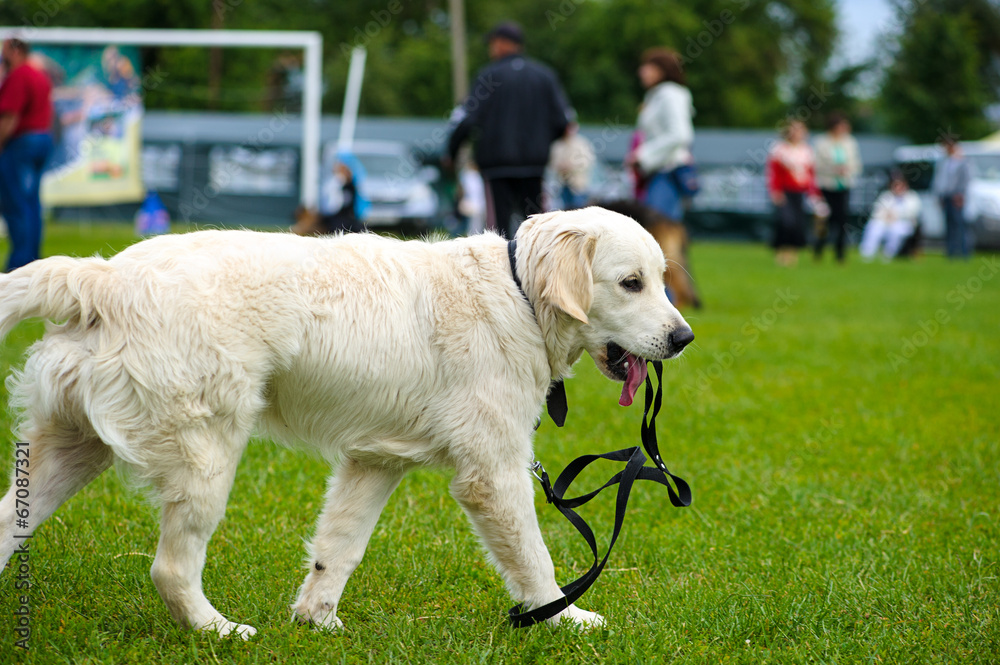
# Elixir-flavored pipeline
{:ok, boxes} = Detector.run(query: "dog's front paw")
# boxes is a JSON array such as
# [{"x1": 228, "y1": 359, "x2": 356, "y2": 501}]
[
  {"x1": 547, "y1": 604, "x2": 605, "y2": 629},
  {"x1": 310, "y1": 612, "x2": 345, "y2": 632},
  {"x1": 201, "y1": 619, "x2": 258, "y2": 640},
  {"x1": 293, "y1": 601, "x2": 345, "y2": 632}
]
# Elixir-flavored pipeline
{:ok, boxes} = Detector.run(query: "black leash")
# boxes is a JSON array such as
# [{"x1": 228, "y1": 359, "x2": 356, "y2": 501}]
[
  {"x1": 508, "y1": 361, "x2": 692, "y2": 627},
  {"x1": 505, "y1": 239, "x2": 691, "y2": 627}
]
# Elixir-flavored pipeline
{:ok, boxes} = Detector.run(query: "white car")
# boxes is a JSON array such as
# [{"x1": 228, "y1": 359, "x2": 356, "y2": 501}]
[
  {"x1": 894, "y1": 142, "x2": 1000, "y2": 248},
  {"x1": 965, "y1": 152, "x2": 1000, "y2": 249}
]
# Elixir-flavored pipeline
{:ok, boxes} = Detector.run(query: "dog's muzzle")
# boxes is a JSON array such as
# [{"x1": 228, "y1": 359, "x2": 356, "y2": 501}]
[{"x1": 667, "y1": 327, "x2": 695, "y2": 355}]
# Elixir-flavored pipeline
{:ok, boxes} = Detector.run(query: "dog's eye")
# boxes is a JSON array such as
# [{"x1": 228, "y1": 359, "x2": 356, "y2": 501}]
[{"x1": 620, "y1": 277, "x2": 643, "y2": 293}]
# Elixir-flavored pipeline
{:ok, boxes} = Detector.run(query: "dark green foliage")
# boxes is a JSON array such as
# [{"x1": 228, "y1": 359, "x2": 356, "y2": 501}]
[
  {"x1": 1, "y1": 0, "x2": 839, "y2": 127},
  {"x1": 880, "y1": 0, "x2": 997, "y2": 142}
]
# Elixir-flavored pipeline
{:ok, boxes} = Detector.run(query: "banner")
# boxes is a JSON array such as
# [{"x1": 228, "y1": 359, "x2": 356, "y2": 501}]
[{"x1": 34, "y1": 44, "x2": 144, "y2": 206}]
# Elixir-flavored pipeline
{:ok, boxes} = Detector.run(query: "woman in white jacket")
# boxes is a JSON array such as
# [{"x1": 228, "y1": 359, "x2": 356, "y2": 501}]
[{"x1": 628, "y1": 48, "x2": 695, "y2": 222}]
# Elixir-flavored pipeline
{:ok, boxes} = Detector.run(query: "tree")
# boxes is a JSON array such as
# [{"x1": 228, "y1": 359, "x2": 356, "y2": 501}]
[
  {"x1": 0, "y1": 0, "x2": 839, "y2": 127},
  {"x1": 517, "y1": 0, "x2": 837, "y2": 129},
  {"x1": 880, "y1": 1, "x2": 995, "y2": 142}
]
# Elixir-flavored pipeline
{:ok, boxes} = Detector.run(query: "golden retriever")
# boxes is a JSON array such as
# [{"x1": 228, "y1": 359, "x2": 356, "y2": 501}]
[{"x1": 0, "y1": 207, "x2": 693, "y2": 637}]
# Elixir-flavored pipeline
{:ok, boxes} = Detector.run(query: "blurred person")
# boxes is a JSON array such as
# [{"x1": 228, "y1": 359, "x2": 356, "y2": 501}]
[
  {"x1": 627, "y1": 129, "x2": 647, "y2": 200},
  {"x1": 766, "y1": 119, "x2": 827, "y2": 267},
  {"x1": 813, "y1": 112, "x2": 862, "y2": 263},
  {"x1": 446, "y1": 21, "x2": 572, "y2": 238},
  {"x1": 933, "y1": 137, "x2": 973, "y2": 259},
  {"x1": 858, "y1": 171, "x2": 921, "y2": 261},
  {"x1": 134, "y1": 190, "x2": 171, "y2": 237},
  {"x1": 626, "y1": 47, "x2": 696, "y2": 222},
  {"x1": 319, "y1": 161, "x2": 363, "y2": 234},
  {"x1": 293, "y1": 159, "x2": 364, "y2": 237},
  {"x1": 100, "y1": 45, "x2": 140, "y2": 100},
  {"x1": 549, "y1": 121, "x2": 595, "y2": 209},
  {"x1": 0, "y1": 37, "x2": 53, "y2": 271},
  {"x1": 457, "y1": 160, "x2": 487, "y2": 235}
]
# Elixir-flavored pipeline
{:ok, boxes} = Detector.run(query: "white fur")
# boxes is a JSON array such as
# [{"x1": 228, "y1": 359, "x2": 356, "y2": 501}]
[{"x1": 0, "y1": 207, "x2": 690, "y2": 637}]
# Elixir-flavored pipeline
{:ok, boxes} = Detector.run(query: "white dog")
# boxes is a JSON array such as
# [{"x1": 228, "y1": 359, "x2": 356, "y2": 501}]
[{"x1": 0, "y1": 207, "x2": 692, "y2": 638}]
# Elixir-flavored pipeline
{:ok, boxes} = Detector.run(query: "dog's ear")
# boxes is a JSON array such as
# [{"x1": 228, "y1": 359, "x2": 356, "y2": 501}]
[{"x1": 542, "y1": 229, "x2": 597, "y2": 324}]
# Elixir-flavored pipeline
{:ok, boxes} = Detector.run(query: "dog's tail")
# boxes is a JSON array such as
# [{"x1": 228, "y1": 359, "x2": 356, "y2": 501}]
[{"x1": 0, "y1": 255, "x2": 115, "y2": 340}]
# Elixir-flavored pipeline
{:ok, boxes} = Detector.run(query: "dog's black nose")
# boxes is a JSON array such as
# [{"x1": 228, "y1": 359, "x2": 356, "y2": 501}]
[{"x1": 669, "y1": 327, "x2": 695, "y2": 352}]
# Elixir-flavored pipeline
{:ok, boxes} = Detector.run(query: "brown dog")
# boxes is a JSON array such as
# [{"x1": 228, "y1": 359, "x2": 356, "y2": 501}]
[
  {"x1": 290, "y1": 206, "x2": 324, "y2": 236},
  {"x1": 596, "y1": 200, "x2": 701, "y2": 309}
]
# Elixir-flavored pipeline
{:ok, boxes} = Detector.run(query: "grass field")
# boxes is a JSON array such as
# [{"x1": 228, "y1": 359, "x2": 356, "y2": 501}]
[{"x1": 0, "y1": 222, "x2": 997, "y2": 664}]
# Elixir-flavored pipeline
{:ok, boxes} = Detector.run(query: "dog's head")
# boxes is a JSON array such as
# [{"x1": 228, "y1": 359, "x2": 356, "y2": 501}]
[{"x1": 516, "y1": 207, "x2": 693, "y2": 403}]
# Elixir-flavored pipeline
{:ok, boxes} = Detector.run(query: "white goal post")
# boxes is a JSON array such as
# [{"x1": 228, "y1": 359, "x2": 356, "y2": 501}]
[{"x1": 0, "y1": 27, "x2": 324, "y2": 208}]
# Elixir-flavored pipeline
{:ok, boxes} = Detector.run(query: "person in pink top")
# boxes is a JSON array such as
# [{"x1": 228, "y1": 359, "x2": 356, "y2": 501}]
[
  {"x1": 766, "y1": 119, "x2": 828, "y2": 267},
  {"x1": 0, "y1": 37, "x2": 54, "y2": 271}
]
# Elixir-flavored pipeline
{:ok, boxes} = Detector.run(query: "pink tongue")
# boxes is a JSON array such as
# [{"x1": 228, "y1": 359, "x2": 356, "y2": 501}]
[{"x1": 619, "y1": 354, "x2": 648, "y2": 406}]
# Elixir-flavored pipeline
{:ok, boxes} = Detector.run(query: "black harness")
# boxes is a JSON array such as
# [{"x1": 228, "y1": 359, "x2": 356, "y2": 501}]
[{"x1": 506, "y1": 239, "x2": 692, "y2": 627}]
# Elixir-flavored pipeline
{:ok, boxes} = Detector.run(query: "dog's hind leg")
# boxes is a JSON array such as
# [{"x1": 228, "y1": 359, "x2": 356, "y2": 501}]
[
  {"x1": 0, "y1": 425, "x2": 113, "y2": 569},
  {"x1": 292, "y1": 457, "x2": 404, "y2": 631},
  {"x1": 148, "y1": 427, "x2": 255, "y2": 639}
]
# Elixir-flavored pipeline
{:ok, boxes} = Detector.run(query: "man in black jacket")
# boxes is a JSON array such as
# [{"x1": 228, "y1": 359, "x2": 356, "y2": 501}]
[{"x1": 446, "y1": 22, "x2": 572, "y2": 238}]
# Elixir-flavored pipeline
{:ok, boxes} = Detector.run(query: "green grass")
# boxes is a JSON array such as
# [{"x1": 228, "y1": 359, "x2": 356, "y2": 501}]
[{"x1": 1, "y1": 222, "x2": 998, "y2": 664}]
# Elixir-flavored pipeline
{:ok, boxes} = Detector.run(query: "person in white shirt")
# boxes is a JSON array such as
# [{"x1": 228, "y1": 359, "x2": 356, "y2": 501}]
[
  {"x1": 626, "y1": 47, "x2": 695, "y2": 222},
  {"x1": 458, "y1": 161, "x2": 487, "y2": 235},
  {"x1": 859, "y1": 172, "x2": 922, "y2": 261},
  {"x1": 548, "y1": 122, "x2": 595, "y2": 209}
]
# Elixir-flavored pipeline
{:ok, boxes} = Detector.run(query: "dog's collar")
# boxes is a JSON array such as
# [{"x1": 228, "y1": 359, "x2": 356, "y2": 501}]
[
  {"x1": 507, "y1": 239, "x2": 568, "y2": 427},
  {"x1": 506, "y1": 239, "x2": 535, "y2": 318}
]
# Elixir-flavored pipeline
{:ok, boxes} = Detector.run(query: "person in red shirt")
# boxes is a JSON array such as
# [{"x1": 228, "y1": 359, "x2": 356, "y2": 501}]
[
  {"x1": 765, "y1": 119, "x2": 828, "y2": 267},
  {"x1": 0, "y1": 37, "x2": 54, "y2": 271}
]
